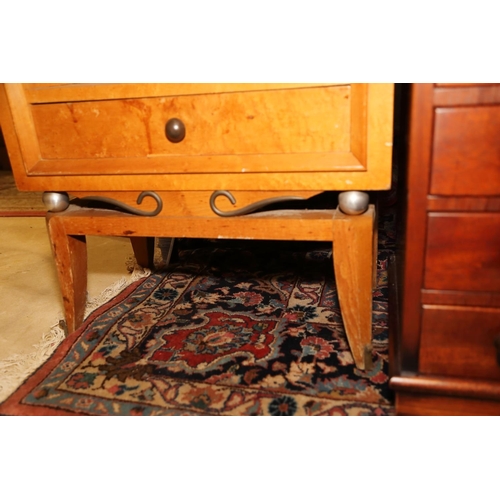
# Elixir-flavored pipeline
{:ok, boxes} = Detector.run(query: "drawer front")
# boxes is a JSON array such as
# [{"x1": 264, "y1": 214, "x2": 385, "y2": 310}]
[
  {"x1": 2, "y1": 83, "x2": 394, "y2": 192},
  {"x1": 31, "y1": 86, "x2": 351, "y2": 160},
  {"x1": 434, "y1": 83, "x2": 499, "y2": 87},
  {"x1": 424, "y1": 213, "x2": 500, "y2": 293},
  {"x1": 430, "y1": 105, "x2": 500, "y2": 196},
  {"x1": 420, "y1": 305, "x2": 500, "y2": 380}
]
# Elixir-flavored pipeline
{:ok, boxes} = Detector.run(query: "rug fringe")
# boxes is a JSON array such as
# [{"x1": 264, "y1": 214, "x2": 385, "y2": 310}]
[
  {"x1": 0, "y1": 262, "x2": 151, "y2": 403},
  {"x1": 84, "y1": 259, "x2": 151, "y2": 318}
]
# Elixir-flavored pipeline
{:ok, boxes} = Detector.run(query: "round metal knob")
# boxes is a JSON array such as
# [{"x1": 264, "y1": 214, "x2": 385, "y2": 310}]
[
  {"x1": 42, "y1": 191, "x2": 70, "y2": 212},
  {"x1": 165, "y1": 118, "x2": 186, "y2": 143},
  {"x1": 338, "y1": 191, "x2": 370, "y2": 215}
]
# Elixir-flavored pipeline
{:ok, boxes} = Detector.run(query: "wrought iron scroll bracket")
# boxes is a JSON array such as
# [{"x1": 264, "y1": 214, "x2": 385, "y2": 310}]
[
  {"x1": 76, "y1": 191, "x2": 163, "y2": 216},
  {"x1": 209, "y1": 190, "x2": 307, "y2": 217}
]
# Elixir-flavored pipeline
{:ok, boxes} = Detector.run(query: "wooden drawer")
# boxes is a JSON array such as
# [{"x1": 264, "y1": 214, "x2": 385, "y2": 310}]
[
  {"x1": 420, "y1": 305, "x2": 500, "y2": 380},
  {"x1": 430, "y1": 105, "x2": 500, "y2": 195},
  {"x1": 31, "y1": 86, "x2": 351, "y2": 161},
  {"x1": 0, "y1": 83, "x2": 394, "y2": 192},
  {"x1": 434, "y1": 83, "x2": 499, "y2": 88},
  {"x1": 424, "y1": 213, "x2": 500, "y2": 293}
]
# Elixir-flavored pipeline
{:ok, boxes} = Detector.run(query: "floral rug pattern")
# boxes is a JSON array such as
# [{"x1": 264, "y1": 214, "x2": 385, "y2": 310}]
[{"x1": 0, "y1": 211, "x2": 396, "y2": 416}]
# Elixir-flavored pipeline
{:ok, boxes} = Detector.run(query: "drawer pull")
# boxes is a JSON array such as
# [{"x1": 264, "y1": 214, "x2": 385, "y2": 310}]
[
  {"x1": 165, "y1": 118, "x2": 186, "y2": 143},
  {"x1": 495, "y1": 335, "x2": 500, "y2": 366},
  {"x1": 210, "y1": 190, "x2": 306, "y2": 217}
]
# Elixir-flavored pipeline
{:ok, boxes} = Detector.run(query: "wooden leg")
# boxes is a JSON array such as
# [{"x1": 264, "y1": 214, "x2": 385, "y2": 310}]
[
  {"x1": 158, "y1": 237, "x2": 178, "y2": 265},
  {"x1": 46, "y1": 213, "x2": 87, "y2": 334},
  {"x1": 372, "y1": 203, "x2": 379, "y2": 290},
  {"x1": 332, "y1": 205, "x2": 376, "y2": 371},
  {"x1": 130, "y1": 236, "x2": 156, "y2": 269}
]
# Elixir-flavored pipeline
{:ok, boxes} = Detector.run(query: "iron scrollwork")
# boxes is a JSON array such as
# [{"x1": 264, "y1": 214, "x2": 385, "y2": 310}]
[
  {"x1": 77, "y1": 191, "x2": 163, "y2": 216},
  {"x1": 209, "y1": 190, "x2": 307, "y2": 217}
]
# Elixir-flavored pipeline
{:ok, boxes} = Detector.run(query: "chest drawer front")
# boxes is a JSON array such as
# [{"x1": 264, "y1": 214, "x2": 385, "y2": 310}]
[
  {"x1": 420, "y1": 305, "x2": 500, "y2": 380},
  {"x1": 424, "y1": 213, "x2": 500, "y2": 293},
  {"x1": 430, "y1": 105, "x2": 500, "y2": 196},
  {"x1": 31, "y1": 86, "x2": 351, "y2": 160}
]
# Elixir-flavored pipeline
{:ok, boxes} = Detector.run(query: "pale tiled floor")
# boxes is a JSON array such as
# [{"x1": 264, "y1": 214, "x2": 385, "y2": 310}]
[{"x1": 0, "y1": 216, "x2": 136, "y2": 400}]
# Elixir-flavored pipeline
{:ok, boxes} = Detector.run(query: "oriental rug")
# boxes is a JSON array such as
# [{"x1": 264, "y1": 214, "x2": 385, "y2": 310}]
[{"x1": 0, "y1": 211, "x2": 396, "y2": 416}]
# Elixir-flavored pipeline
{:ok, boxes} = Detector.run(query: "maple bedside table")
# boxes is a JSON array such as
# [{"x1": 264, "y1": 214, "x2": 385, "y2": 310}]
[{"x1": 0, "y1": 83, "x2": 394, "y2": 370}]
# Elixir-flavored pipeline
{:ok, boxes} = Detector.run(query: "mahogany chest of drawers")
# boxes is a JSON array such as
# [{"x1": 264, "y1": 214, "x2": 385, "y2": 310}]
[{"x1": 390, "y1": 83, "x2": 500, "y2": 415}]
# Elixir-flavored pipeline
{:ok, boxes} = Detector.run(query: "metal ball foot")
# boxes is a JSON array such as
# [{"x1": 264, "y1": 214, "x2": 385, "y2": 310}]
[
  {"x1": 42, "y1": 192, "x2": 70, "y2": 212},
  {"x1": 338, "y1": 191, "x2": 369, "y2": 215}
]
